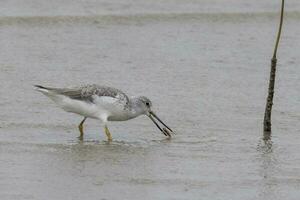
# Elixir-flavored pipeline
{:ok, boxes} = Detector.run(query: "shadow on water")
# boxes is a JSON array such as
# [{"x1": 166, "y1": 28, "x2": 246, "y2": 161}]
[
  {"x1": 69, "y1": 136, "x2": 173, "y2": 146},
  {"x1": 257, "y1": 137, "x2": 280, "y2": 200},
  {"x1": 257, "y1": 137, "x2": 273, "y2": 154}
]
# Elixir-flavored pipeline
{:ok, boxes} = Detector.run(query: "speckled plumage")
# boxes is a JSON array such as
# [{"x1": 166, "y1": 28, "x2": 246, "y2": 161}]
[
  {"x1": 35, "y1": 84, "x2": 149, "y2": 121},
  {"x1": 41, "y1": 84, "x2": 130, "y2": 107},
  {"x1": 35, "y1": 84, "x2": 172, "y2": 140}
]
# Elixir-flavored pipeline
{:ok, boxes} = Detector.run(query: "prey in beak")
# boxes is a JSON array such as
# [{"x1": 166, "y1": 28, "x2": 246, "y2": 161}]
[{"x1": 148, "y1": 111, "x2": 174, "y2": 137}]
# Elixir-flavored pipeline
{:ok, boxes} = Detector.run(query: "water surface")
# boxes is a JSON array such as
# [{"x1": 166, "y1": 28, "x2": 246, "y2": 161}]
[{"x1": 0, "y1": 1, "x2": 300, "y2": 199}]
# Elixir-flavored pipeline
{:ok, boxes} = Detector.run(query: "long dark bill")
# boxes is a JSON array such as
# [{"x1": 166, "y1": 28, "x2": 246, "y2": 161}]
[
  {"x1": 148, "y1": 115, "x2": 169, "y2": 136},
  {"x1": 150, "y1": 111, "x2": 173, "y2": 132}
]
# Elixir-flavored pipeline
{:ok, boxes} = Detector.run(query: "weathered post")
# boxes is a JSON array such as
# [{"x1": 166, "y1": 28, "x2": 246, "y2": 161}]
[{"x1": 263, "y1": 0, "x2": 285, "y2": 140}]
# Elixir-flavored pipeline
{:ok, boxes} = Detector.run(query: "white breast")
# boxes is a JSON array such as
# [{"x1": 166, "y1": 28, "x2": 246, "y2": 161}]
[
  {"x1": 59, "y1": 96, "x2": 101, "y2": 119},
  {"x1": 91, "y1": 95, "x2": 131, "y2": 121}
]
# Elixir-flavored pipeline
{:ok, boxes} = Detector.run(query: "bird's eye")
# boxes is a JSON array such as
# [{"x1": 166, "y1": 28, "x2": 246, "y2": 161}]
[{"x1": 146, "y1": 102, "x2": 150, "y2": 106}]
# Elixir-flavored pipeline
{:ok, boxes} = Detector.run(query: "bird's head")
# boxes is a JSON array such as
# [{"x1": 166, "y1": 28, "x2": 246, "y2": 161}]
[
  {"x1": 136, "y1": 96, "x2": 174, "y2": 137},
  {"x1": 136, "y1": 96, "x2": 152, "y2": 115}
]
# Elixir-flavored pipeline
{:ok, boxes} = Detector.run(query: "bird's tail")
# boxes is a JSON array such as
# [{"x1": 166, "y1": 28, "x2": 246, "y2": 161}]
[{"x1": 34, "y1": 84, "x2": 66, "y2": 105}]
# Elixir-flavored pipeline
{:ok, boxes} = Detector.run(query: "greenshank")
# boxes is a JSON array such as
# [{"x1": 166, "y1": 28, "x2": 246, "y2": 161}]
[{"x1": 35, "y1": 84, "x2": 173, "y2": 141}]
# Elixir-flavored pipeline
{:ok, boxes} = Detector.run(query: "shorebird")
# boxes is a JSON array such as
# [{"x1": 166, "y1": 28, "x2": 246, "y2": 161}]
[{"x1": 35, "y1": 84, "x2": 173, "y2": 141}]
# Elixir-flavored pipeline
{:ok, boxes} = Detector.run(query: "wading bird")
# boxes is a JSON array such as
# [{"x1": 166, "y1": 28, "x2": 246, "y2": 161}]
[{"x1": 35, "y1": 84, "x2": 173, "y2": 141}]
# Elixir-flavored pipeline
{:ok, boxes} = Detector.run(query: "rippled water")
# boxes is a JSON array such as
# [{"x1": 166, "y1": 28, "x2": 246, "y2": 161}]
[{"x1": 1, "y1": 1, "x2": 300, "y2": 200}]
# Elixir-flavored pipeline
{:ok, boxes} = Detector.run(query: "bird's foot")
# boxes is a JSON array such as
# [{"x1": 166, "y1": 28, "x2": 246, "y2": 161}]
[
  {"x1": 77, "y1": 135, "x2": 84, "y2": 141},
  {"x1": 78, "y1": 124, "x2": 85, "y2": 141},
  {"x1": 105, "y1": 126, "x2": 113, "y2": 142}
]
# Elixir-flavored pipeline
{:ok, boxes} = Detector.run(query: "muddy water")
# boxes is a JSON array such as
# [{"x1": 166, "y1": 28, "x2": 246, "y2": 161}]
[{"x1": 1, "y1": 1, "x2": 300, "y2": 200}]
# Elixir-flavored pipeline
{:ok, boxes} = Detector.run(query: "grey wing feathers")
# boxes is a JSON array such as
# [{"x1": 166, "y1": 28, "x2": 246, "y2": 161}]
[{"x1": 41, "y1": 84, "x2": 129, "y2": 104}]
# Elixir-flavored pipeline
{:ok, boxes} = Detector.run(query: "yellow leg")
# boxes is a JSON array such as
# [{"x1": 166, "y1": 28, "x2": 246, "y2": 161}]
[
  {"x1": 78, "y1": 117, "x2": 87, "y2": 140},
  {"x1": 104, "y1": 125, "x2": 113, "y2": 142}
]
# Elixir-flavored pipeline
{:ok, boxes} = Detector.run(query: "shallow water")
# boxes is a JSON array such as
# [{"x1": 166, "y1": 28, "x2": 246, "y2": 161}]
[{"x1": 1, "y1": 1, "x2": 300, "y2": 200}]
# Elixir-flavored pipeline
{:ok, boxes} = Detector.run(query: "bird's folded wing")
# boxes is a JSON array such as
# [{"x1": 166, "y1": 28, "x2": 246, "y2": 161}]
[{"x1": 53, "y1": 84, "x2": 130, "y2": 105}]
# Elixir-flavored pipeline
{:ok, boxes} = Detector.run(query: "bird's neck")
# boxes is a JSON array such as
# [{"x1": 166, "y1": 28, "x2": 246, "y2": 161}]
[{"x1": 127, "y1": 97, "x2": 145, "y2": 119}]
